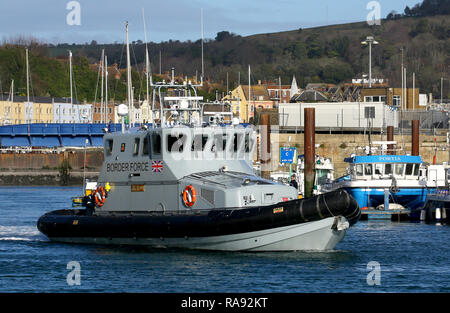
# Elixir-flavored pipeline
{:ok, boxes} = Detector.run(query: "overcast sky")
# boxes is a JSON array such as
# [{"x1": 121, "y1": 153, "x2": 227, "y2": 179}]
[{"x1": 0, "y1": 0, "x2": 420, "y2": 44}]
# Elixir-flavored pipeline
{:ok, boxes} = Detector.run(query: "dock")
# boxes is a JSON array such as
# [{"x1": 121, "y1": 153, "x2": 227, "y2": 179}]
[{"x1": 360, "y1": 208, "x2": 410, "y2": 221}]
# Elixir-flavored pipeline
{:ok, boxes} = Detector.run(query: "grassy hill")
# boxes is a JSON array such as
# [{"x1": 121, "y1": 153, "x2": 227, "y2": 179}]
[{"x1": 0, "y1": 3, "x2": 448, "y2": 102}]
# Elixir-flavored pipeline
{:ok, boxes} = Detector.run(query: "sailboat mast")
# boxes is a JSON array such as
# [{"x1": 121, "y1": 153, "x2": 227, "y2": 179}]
[
  {"x1": 26, "y1": 48, "x2": 30, "y2": 103},
  {"x1": 126, "y1": 22, "x2": 132, "y2": 128},
  {"x1": 69, "y1": 51, "x2": 73, "y2": 106},
  {"x1": 248, "y1": 65, "x2": 251, "y2": 123},
  {"x1": 142, "y1": 8, "x2": 151, "y2": 125},
  {"x1": 105, "y1": 55, "x2": 108, "y2": 123},
  {"x1": 100, "y1": 49, "x2": 104, "y2": 123}
]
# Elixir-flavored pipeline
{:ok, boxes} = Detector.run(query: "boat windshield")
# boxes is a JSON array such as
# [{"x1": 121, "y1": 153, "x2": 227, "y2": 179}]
[{"x1": 353, "y1": 163, "x2": 421, "y2": 179}]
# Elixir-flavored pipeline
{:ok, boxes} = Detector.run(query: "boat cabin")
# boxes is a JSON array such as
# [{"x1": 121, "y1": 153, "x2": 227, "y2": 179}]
[{"x1": 344, "y1": 155, "x2": 424, "y2": 181}]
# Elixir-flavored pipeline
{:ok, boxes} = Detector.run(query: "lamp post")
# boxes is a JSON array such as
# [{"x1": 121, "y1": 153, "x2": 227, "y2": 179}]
[{"x1": 361, "y1": 36, "x2": 379, "y2": 88}]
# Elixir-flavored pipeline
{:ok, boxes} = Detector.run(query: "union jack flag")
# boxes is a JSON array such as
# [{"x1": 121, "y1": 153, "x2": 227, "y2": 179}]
[{"x1": 152, "y1": 160, "x2": 163, "y2": 173}]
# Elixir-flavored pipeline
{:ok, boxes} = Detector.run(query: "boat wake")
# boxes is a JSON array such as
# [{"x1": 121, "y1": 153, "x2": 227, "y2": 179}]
[{"x1": 0, "y1": 225, "x2": 47, "y2": 242}]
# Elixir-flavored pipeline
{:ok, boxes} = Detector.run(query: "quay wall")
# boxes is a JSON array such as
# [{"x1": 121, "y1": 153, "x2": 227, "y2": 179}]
[
  {"x1": 0, "y1": 133, "x2": 448, "y2": 185},
  {"x1": 0, "y1": 149, "x2": 103, "y2": 186}
]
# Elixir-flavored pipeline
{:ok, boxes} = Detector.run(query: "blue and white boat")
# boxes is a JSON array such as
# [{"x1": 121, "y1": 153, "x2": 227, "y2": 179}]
[{"x1": 332, "y1": 146, "x2": 448, "y2": 218}]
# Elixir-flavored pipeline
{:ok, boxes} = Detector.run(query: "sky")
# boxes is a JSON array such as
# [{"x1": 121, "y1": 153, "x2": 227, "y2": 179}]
[{"x1": 0, "y1": 0, "x2": 421, "y2": 44}]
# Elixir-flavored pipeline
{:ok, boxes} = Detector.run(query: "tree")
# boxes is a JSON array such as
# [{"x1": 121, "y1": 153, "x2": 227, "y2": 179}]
[{"x1": 215, "y1": 31, "x2": 234, "y2": 42}]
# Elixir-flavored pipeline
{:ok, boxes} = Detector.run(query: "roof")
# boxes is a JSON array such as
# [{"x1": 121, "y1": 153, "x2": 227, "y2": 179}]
[
  {"x1": 291, "y1": 90, "x2": 328, "y2": 102},
  {"x1": 241, "y1": 85, "x2": 270, "y2": 101},
  {"x1": 0, "y1": 95, "x2": 81, "y2": 104}
]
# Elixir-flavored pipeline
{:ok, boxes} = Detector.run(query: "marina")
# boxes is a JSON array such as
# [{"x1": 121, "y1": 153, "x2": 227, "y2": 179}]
[{"x1": 0, "y1": 0, "x2": 448, "y2": 298}]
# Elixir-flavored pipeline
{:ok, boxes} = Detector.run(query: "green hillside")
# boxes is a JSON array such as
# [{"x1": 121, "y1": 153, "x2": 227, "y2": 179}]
[{"x1": 1, "y1": 0, "x2": 449, "y2": 102}]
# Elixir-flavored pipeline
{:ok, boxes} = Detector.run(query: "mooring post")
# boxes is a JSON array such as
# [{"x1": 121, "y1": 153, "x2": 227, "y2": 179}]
[
  {"x1": 411, "y1": 120, "x2": 419, "y2": 156},
  {"x1": 260, "y1": 113, "x2": 271, "y2": 180},
  {"x1": 304, "y1": 108, "x2": 315, "y2": 198},
  {"x1": 387, "y1": 125, "x2": 394, "y2": 155}
]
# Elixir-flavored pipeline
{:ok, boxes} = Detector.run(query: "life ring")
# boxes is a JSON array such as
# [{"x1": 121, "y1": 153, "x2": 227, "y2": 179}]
[
  {"x1": 182, "y1": 185, "x2": 196, "y2": 207},
  {"x1": 94, "y1": 186, "x2": 107, "y2": 207}
]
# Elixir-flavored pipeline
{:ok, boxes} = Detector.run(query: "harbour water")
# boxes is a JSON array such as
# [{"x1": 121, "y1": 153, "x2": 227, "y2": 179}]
[{"x1": 0, "y1": 186, "x2": 449, "y2": 293}]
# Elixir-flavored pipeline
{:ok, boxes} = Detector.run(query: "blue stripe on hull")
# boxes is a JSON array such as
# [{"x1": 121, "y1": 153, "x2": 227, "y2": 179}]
[{"x1": 345, "y1": 188, "x2": 431, "y2": 211}]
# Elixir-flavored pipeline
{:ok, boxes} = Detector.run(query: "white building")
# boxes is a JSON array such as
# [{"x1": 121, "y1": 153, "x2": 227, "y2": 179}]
[
  {"x1": 279, "y1": 102, "x2": 399, "y2": 129},
  {"x1": 53, "y1": 103, "x2": 92, "y2": 123}
]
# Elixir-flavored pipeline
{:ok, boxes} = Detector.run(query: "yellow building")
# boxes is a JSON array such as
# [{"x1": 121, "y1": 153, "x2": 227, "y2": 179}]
[
  {"x1": 223, "y1": 85, "x2": 274, "y2": 123},
  {"x1": 0, "y1": 100, "x2": 25, "y2": 125},
  {"x1": 31, "y1": 102, "x2": 54, "y2": 123}
]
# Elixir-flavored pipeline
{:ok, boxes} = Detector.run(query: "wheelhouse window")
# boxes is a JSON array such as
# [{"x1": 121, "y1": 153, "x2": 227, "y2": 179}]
[
  {"x1": 395, "y1": 164, "x2": 405, "y2": 176},
  {"x1": 405, "y1": 163, "x2": 414, "y2": 176},
  {"x1": 355, "y1": 164, "x2": 363, "y2": 176},
  {"x1": 414, "y1": 164, "x2": 420, "y2": 176},
  {"x1": 385, "y1": 164, "x2": 392, "y2": 175},
  {"x1": 142, "y1": 136, "x2": 149, "y2": 156},
  {"x1": 151, "y1": 133, "x2": 161, "y2": 155},
  {"x1": 167, "y1": 134, "x2": 186, "y2": 153},
  {"x1": 192, "y1": 134, "x2": 209, "y2": 151},
  {"x1": 105, "y1": 139, "x2": 113, "y2": 156},
  {"x1": 211, "y1": 133, "x2": 227, "y2": 152},
  {"x1": 364, "y1": 164, "x2": 373, "y2": 176},
  {"x1": 375, "y1": 164, "x2": 383, "y2": 175},
  {"x1": 133, "y1": 138, "x2": 140, "y2": 156}
]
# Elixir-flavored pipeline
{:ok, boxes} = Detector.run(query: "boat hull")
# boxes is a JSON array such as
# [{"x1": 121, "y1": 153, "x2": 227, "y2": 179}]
[
  {"x1": 37, "y1": 189, "x2": 360, "y2": 251},
  {"x1": 345, "y1": 187, "x2": 429, "y2": 211},
  {"x1": 47, "y1": 217, "x2": 347, "y2": 251}
]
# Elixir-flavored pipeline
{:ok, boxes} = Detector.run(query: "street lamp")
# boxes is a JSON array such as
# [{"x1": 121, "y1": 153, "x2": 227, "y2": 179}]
[{"x1": 361, "y1": 36, "x2": 379, "y2": 88}]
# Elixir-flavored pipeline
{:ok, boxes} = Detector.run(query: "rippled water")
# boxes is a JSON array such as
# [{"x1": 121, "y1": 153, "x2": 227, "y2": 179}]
[{"x1": 0, "y1": 186, "x2": 449, "y2": 293}]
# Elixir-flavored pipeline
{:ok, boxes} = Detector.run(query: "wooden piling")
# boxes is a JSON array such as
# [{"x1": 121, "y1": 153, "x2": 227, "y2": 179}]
[{"x1": 304, "y1": 108, "x2": 315, "y2": 198}]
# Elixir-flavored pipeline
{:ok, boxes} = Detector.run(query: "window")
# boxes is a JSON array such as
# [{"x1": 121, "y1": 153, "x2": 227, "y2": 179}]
[
  {"x1": 364, "y1": 106, "x2": 375, "y2": 118},
  {"x1": 167, "y1": 135, "x2": 186, "y2": 153},
  {"x1": 413, "y1": 164, "x2": 420, "y2": 176},
  {"x1": 105, "y1": 139, "x2": 113, "y2": 156},
  {"x1": 211, "y1": 133, "x2": 227, "y2": 152},
  {"x1": 364, "y1": 96, "x2": 373, "y2": 102},
  {"x1": 356, "y1": 164, "x2": 363, "y2": 176},
  {"x1": 395, "y1": 164, "x2": 404, "y2": 176},
  {"x1": 151, "y1": 133, "x2": 161, "y2": 155},
  {"x1": 375, "y1": 164, "x2": 383, "y2": 175},
  {"x1": 385, "y1": 164, "x2": 392, "y2": 175},
  {"x1": 133, "y1": 138, "x2": 140, "y2": 156},
  {"x1": 393, "y1": 95, "x2": 401, "y2": 106},
  {"x1": 142, "y1": 137, "x2": 149, "y2": 156},
  {"x1": 192, "y1": 134, "x2": 209, "y2": 151},
  {"x1": 364, "y1": 164, "x2": 373, "y2": 176},
  {"x1": 405, "y1": 163, "x2": 414, "y2": 176}
]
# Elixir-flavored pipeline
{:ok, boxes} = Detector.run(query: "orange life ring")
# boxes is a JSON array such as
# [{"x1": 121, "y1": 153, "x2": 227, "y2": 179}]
[
  {"x1": 94, "y1": 186, "x2": 106, "y2": 207},
  {"x1": 182, "y1": 185, "x2": 196, "y2": 207}
]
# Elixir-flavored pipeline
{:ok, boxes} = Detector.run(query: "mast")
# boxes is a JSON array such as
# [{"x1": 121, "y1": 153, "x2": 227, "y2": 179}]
[
  {"x1": 143, "y1": 8, "x2": 151, "y2": 125},
  {"x1": 26, "y1": 48, "x2": 30, "y2": 103},
  {"x1": 69, "y1": 50, "x2": 73, "y2": 107},
  {"x1": 248, "y1": 65, "x2": 251, "y2": 123},
  {"x1": 100, "y1": 49, "x2": 104, "y2": 123},
  {"x1": 105, "y1": 55, "x2": 108, "y2": 123},
  {"x1": 201, "y1": 8, "x2": 204, "y2": 82},
  {"x1": 126, "y1": 22, "x2": 132, "y2": 128}
]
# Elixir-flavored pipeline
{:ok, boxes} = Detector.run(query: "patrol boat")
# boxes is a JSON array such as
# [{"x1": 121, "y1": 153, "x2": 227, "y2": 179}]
[{"x1": 37, "y1": 30, "x2": 360, "y2": 250}]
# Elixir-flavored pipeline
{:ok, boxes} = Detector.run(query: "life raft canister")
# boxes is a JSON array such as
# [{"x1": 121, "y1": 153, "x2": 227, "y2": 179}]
[
  {"x1": 182, "y1": 185, "x2": 197, "y2": 207},
  {"x1": 94, "y1": 186, "x2": 107, "y2": 207}
]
